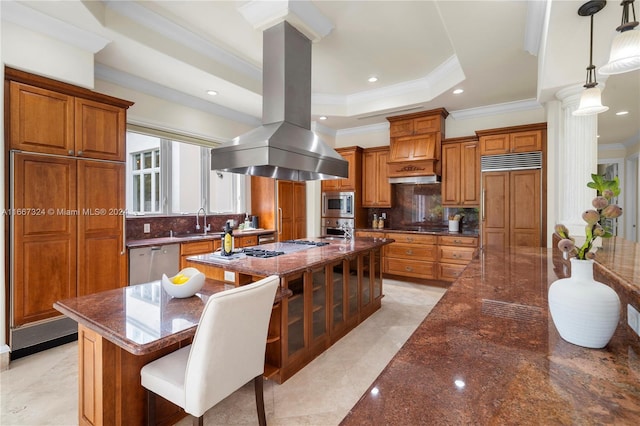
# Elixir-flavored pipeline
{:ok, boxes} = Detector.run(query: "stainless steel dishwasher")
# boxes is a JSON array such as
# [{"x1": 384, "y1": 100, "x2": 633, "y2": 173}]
[{"x1": 128, "y1": 244, "x2": 180, "y2": 285}]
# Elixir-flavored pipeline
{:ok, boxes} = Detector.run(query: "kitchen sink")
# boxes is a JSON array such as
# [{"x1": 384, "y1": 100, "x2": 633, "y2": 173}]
[{"x1": 173, "y1": 234, "x2": 215, "y2": 240}]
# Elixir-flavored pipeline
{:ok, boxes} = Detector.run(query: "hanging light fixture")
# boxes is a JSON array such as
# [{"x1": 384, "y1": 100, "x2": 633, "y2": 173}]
[
  {"x1": 574, "y1": 1, "x2": 609, "y2": 116},
  {"x1": 599, "y1": 0, "x2": 640, "y2": 74}
]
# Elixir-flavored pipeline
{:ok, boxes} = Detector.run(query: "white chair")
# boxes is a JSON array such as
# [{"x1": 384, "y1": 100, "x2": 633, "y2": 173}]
[{"x1": 140, "y1": 275, "x2": 280, "y2": 426}]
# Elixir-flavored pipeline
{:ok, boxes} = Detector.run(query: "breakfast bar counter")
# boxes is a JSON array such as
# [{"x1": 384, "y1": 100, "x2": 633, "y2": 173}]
[{"x1": 341, "y1": 245, "x2": 640, "y2": 425}]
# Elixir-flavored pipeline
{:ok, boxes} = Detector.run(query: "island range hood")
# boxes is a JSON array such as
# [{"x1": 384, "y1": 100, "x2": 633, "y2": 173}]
[{"x1": 211, "y1": 21, "x2": 348, "y2": 181}]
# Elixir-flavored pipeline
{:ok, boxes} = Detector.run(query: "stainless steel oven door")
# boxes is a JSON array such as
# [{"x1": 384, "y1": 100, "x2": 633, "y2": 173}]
[{"x1": 321, "y1": 218, "x2": 354, "y2": 237}]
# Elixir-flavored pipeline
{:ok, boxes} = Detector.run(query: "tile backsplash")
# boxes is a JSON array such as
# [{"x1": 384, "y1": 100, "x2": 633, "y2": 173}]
[{"x1": 126, "y1": 214, "x2": 246, "y2": 240}]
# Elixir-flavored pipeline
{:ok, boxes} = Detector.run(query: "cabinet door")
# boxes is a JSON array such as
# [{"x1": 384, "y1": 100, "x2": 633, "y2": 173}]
[
  {"x1": 479, "y1": 134, "x2": 510, "y2": 156},
  {"x1": 389, "y1": 119, "x2": 413, "y2": 137},
  {"x1": 77, "y1": 160, "x2": 127, "y2": 295},
  {"x1": 321, "y1": 179, "x2": 340, "y2": 192},
  {"x1": 12, "y1": 154, "x2": 77, "y2": 325},
  {"x1": 389, "y1": 134, "x2": 437, "y2": 162},
  {"x1": 75, "y1": 98, "x2": 126, "y2": 161},
  {"x1": 9, "y1": 82, "x2": 74, "y2": 156},
  {"x1": 376, "y1": 149, "x2": 391, "y2": 207},
  {"x1": 510, "y1": 169, "x2": 541, "y2": 247},
  {"x1": 362, "y1": 151, "x2": 378, "y2": 207},
  {"x1": 461, "y1": 141, "x2": 480, "y2": 206},
  {"x1": 284, "y1": 273, "x2": 305, "y2": 360},
  {"x1": 293, "y1": 182, "x2": 307, "y2": 239},
  {"x1": 277, "y1": 181, "x2": 294, "y2": 241},
  {"x1": 309, "y1": 267, "x2": 328, "y2": 350},
  {"x1": 511, "y1": 131, "x2": 542, "y2": 153},
  {"x1": 339, "y1": 150, "x2": 357, "y2": 190},
  {"x1": 413, "y1": 115, "x2": 440, "y2": 134},
  {"x1": 330, "y1": 260, "x2": 346, "y2": 333},
  {"x1": 482, "y1": 171, "x2": 510, "y2": 250},
  {"x1": 441, "y1": 143, "x2": 461, "y2": 206}
]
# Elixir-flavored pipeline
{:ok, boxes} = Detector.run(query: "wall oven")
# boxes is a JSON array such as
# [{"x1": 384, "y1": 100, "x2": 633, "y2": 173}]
[
  {"x1": 321, "y1": 218, "x2": 355, "y2": 238},
  {"x1": 322, "y1": 191, "x2": 354, "y2": 218}
]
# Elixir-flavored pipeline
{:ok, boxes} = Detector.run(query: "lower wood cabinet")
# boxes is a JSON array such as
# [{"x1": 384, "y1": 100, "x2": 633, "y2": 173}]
[
  {"x1": 437, "y1": 235, "x2": 478, "y2": 282},
  {"x1": 179, "y1": 240, "x2": 216, "y2": 269}
]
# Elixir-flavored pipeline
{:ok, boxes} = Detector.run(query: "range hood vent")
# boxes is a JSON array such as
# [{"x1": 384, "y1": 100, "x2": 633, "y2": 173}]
[
  {"x1": 211, "y1": 21, "x2": 348, "y2": 181},
  {"x1": 481, "y1": 152, "x2": 542, "y2": 172},
  {"x1": 389, "y1": 175, "x2": 440, "y2": 184}
]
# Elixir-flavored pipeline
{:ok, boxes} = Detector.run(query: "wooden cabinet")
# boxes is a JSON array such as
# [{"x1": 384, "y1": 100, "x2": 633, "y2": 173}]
[
  {"x1": 7, "y1": 68, "x2": 132, "y2": 327},
  {"x1": 388, "y1": 112, "x2": 443, "y2": 137},
  {"x1": 477, "y1": 126, "x2": 544, "y2": 156},
  {"x1": 251, "y1": 177, "x2": 306, "y2": 242},
  {"x1": 437, "y1": 236, "x2": 478, "y2": 282},
  {"x1": 235, "y1": 235, "x2": 258, "y2": 248},
  {"x1": 442, "y1": 137, "x2": 479, "y2": 207},
  {"x1": 362, "y1": 147, "x2": 391, "y2": 207},
  {"x1": 482, "y1": 169, "x2": 542, "y2": 250},
  {"x1": 180, "y1": 240, "x2": 215, "y2": 269},
  {"x1": 321, "y1": 146, "x2": 362, "y2": 192},
  {"x1": 383, "y1": 233, "x2": 438, "y2": 280},
  {"x1": 9, "y1": 80, "x2": 127, "y2": 161},
  {"x1": 389, "y1": 134, "x2": 439, "y2": 163}
]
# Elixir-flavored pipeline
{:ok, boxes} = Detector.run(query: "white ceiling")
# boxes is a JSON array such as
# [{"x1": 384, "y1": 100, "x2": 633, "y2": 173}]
[{"x1": 5, "y1": 0, "x2": 639, "y2": 147}]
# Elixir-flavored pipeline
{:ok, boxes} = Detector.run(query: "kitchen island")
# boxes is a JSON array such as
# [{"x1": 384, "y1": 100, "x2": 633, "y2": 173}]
[
  {"x1": 341, "y1": 243, "x2": 640, "y2": 425},
  {"x1": 54, "y1": 237, "x2": 390, "y2": 425}
]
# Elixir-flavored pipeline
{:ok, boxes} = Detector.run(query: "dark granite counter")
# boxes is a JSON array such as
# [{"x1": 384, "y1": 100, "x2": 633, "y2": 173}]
[
  {"x1": 357, "y1": 227, "x2": 479, "y2": 237},
  {"x1": 126, "y1": 228, "x2": 276, "y2": 248},
  {"x1": 341, "y1": 245, "x2": 640, "y2": 425},
  {"x1": 53, "y1": 278, "x2": 291, "y2": 355},
  {"x1": 187, "y1": 237, "x2": 392, "y2": 277}
]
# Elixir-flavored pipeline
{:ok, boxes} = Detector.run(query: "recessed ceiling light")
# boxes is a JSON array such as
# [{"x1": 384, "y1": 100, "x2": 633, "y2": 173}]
[
  {"x1": 368, "y1": 76, "x2": 378, "y2": 83},
  {"x1": 615, "y1": 110, "x2": 629, "y2": 116},
  {"x1": 453, "y1": 88, "x2": 464, "y2": 95},
  {"x1": 206, "y1": 90, "x2": 218, "y2": 96},
  {"x1": 319, "y1": 116, "x2": 328, "y2": 120}
]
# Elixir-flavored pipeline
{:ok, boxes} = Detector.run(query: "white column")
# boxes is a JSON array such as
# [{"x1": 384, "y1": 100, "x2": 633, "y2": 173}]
[{"x1": 554, "y1": 85, "x2": 600, "y2": 238}]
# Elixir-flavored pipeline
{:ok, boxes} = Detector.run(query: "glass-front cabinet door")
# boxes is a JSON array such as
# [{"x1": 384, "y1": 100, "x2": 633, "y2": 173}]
[
  {"x1": 360, "y1": 252, "x2": 372, "y2": 310},
  {"x1": 284, "y1": 273, "x2": 305, "y2": 359},
  {"x1": 372, "y1": 248, "x2": 382, "y2": 300},
  {"x1": 329, "y1": 260, "x2": 346, "y2": 334},
  {"x1": 310, "y1": 267, "x2": 328, "y2": 348},
  {"x1": 346, "y1": 257, "x2": 359, "y2": 322}
]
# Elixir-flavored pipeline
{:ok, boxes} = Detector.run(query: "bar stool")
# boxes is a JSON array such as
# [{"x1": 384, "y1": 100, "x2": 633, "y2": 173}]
[{"x1": 140, "y1": 276, "x2": 280, "y2": 426}]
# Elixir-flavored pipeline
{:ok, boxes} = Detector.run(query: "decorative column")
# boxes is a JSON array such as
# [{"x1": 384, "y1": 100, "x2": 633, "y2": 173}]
[{"x1": 554, "y1": 85, "x2": 600, "y2": 238}]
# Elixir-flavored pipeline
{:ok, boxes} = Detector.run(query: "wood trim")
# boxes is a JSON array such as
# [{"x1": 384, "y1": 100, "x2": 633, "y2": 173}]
[
  {"x1": 5, "y1": 67, "x2": 134, "y2": 109},
  {"x1": 475, "y1": 122, "x2": 547, "y2": 137},
  {"x1": 386, "y1": 108, "x2": 449, "y2": 123},
  {"x1": 442, "y1": 135, "x2": 479, "y2": 144}
]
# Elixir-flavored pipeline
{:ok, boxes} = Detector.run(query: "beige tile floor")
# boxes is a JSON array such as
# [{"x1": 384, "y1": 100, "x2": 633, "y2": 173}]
[{"x1": 1, "y1": 280, "x2": 446, "y2": 426}]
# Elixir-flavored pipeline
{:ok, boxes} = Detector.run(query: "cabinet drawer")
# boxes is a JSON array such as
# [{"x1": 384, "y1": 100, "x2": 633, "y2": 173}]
[
  {"x1": 385, "y1": 232, "x2": 437, "y2": 244},
  {"x1": 385, "y1": 243, "x2": 437, "y2": 261},
  {"x1": 180, "y1": 240, "x2": 214, "y2": 255},
  {"x1": 236, "y1": 235, "x2": 258, "y2": 248},
  {"x1": 438, "y1": 236, "x2": 478, "y2": 247},
  {"x1": 356, "y1": 231, "x2": 383, "y2": 238},
  {"x1": 438, "y1": 246, "x2": 476, "y2": 264},
  {"x1": 438, "y1": 263, "x2": 467, "y2": 282},
  {"x1": 384, "y1": 258, "x2": 436, "y2": 279}
]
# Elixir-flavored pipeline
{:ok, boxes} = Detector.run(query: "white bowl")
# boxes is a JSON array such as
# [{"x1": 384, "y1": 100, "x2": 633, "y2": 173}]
[{"x1": 161, "y1": 267, "x2": 205, "y2": 298}]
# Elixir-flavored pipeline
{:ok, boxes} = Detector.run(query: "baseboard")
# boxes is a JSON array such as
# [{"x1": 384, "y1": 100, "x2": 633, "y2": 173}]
[{"x1": 9, "y1": 333, "x2": 78, "y2": 361}]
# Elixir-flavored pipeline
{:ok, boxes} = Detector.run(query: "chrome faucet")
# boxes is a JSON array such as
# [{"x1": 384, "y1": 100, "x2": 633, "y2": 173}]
[
  {"x1": 195, "y1": 207, "x2": 211, "y2": 235},
  {"x1": 341, "y1": 223, "x2": 353, "y2": 240}
]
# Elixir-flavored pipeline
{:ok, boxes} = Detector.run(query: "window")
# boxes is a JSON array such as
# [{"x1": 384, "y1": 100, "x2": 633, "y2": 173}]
[{"x1": 126, "y1": 129, "x2": 244, "y2": 215}]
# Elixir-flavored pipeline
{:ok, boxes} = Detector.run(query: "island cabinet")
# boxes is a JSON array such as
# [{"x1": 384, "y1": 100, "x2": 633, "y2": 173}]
[
  {"x1": 321, "y1": 146, "x2": 362, "y2": 192},
  {"x1": 7, "y1": 67, "x2": 132, "y2": 331},
  {"x1": 437, "y1": 235, "x2": 479, "y2": 282},
  {"x1": 179, "y1": 240, "x2": 218, "y2": 269},
  {"x1": 441, "y1": 137, "x2": 480, "y2": 207},
  {"x1": 383, "y1": 233, "x2": 438, "y2": 280},
  {"x1": 362, "y1": 146, "x2": 392, "y2": 207}
]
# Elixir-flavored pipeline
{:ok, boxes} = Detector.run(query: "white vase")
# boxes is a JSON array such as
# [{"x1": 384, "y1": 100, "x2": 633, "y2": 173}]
[{"x1": 548, "y1": 258, "x2": 620, "y2": 349}]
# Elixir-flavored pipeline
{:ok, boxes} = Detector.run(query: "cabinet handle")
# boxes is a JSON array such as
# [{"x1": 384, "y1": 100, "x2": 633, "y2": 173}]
[
  {"x1": 406, "y1": 237, "x2": 414, "y2": 243},
  {"x1": 405, "y1": 266, "x2": 413, "y2": 272},
  {"x1": 454, "y1": 239, "x2": 462, "y2": 244},
  {"x1": 278, "y1": 207, "x2": 283, "y2": 235},
  {"x1": 68, "y1": 150, "x2": 74, "y2": 155},
  {"x1": 481, "y1": 189, "x2": 486, "y2": 222},
  {"x1": 120, "y1": 211, "x2": 126, "y2": 255},
  {"x1": 77, "y1": 150, "x2": 83, "y2": 156},
  {"x1": 406, "y1": 249, "x2": 413, "y2": 255}
]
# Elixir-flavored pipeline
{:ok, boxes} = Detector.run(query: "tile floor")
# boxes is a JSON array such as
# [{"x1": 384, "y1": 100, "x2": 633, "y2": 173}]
[{"x1": 1, "y1": 280, "x2": 446, "y2": 425}]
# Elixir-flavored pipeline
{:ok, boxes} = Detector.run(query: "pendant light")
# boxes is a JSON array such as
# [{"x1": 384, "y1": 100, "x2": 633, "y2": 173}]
[
  {"x1": 599, "y1": 0, "x2": 640, "y2": 75},
  {"x1": 573, "y1": 1, "x2": 609, "y2": 116}
]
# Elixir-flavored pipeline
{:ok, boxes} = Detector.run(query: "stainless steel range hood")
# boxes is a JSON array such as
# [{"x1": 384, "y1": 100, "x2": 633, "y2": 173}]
[{"x1": 211, "y1": 21, "x2": 348, "y2": 181}]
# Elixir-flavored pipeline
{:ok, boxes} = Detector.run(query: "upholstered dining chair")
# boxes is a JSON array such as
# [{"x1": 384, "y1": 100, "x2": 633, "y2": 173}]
[{"x1": 140, "y1": 275, "x2": 280, "y2": 426}]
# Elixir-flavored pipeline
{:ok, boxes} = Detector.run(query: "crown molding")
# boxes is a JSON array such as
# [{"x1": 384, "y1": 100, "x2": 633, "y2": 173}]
[
  {"x1": 237, "y1": 0, "x2": 334, "y2": 42},
  {"x1": 104, "y1": 0, "x2": 261, "y2": 81},
  {"x1": 95, "y1": 64, "x2": 261, "y2": 127},
  {"x1": 1, "y1": 0, "x2": 111, "y2": 53},
  {"x1": 524, "y1": 0, "x2": 547, "y2": 56},
  {"x1": 449, "y1": 99, "x2": 543, "y2": 120}
]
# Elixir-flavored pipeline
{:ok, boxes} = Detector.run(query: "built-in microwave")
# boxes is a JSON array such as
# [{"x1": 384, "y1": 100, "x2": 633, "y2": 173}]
[{"x1": 322, "y1": 191, "x2": 354, "y2": 218}]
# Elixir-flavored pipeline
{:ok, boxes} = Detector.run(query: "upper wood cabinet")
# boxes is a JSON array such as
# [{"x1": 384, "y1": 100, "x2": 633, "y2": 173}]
[
  {"x1": 7, "y1": 67, "x2": 132, "y2": 161},
  {"x1": 476, "y1": 124, "x2": 546, "y2": 156},
  {"x1": 387, "y1": 109, "x2": 448, "y2": 164},
  {"x1": 251, "y1": 177, "x2": 306, "y2": 242},
  {"x1": 441, "y1": 137, "x2": 480, "y2": 207},
  {"x1": 362, "y1": 147, "x2": 392, "y2": 208},
  {"x1": 321, "y1": 146, "x2": 362, "y2": 192}
]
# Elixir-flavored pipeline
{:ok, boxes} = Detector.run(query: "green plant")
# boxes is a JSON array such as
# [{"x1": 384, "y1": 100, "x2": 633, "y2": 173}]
[{"x1": 555, "y1": 174, "x2": 622, "y2": 260}]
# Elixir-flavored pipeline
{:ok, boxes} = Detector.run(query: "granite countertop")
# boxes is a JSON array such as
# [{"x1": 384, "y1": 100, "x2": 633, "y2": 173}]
[
  {"x1": 53, "y1": 278, "x2": 292, "y2": 356},
  {"x1": 126, "y1": 228, "x2": 277, "y2": 248},
  {"x1": 341, "y1": 245, "x2": 640, "y2": 424},
  {"x1": 187, "y1": 237, "x2": 392, "y2": 277},
  {"x1": 357, "y1": 227, "x2": 480, "y2": 237}
]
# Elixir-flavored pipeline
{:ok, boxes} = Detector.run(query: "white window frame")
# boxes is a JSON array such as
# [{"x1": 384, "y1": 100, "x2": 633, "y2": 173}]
[{"x1": 130, "y1": 147, "x2": 162, "y2": 214}]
